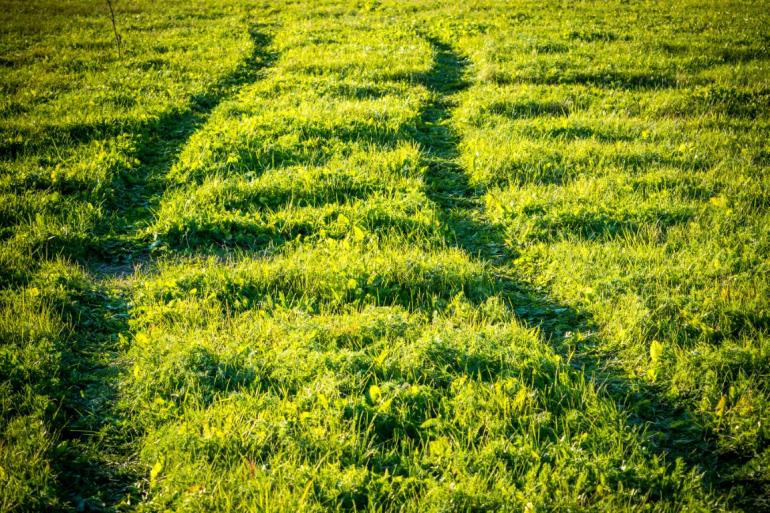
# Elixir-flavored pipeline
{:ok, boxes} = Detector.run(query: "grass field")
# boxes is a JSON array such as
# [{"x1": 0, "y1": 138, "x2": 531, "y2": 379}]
[{"x1": 1, "y1": 0, "x2": 769, "y2": 511}]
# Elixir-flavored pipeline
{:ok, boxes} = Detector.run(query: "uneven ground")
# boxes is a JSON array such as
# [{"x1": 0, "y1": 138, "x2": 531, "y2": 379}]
[{"x1": 1, "y1": 1, "x2": 769, "y2": 511}]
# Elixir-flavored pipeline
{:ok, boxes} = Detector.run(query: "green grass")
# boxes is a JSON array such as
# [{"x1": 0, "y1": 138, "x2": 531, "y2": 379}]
[{"x1": 1, "y1": 0, "x2": 768, "y2": 511}]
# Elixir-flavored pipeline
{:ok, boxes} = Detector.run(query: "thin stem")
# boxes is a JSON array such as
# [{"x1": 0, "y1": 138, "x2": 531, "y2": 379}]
[{"x1": 106, "y1": 0, "x2": 122, "y2": 58}]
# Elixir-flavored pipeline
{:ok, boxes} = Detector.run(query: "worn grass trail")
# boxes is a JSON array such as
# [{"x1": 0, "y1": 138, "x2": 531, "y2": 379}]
[
  {"x1": 89, "y1": 27, "x2": 277, "y2": 271},
  {"x1": 418, "y1": 34, "x2": 736, "y2": 502},
  {"x1": 116, "y1": 18, "x2": 732, "y2": 510},
  {"x1": 37, "y1": 25, "x2": 278, "y2": 511},
  {"x1": 2, "y1": 1, "x2": 768, "y2": 511}
]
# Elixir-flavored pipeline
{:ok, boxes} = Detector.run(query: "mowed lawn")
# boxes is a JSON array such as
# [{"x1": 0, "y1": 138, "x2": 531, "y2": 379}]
[{"x1": 1, "y1": 1, "x2": 768, "y2": 511}]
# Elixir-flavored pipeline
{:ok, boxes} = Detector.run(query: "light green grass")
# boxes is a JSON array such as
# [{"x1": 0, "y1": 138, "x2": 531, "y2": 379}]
[{"x1": 1, "y1": 0, "x2": 768, "y2": 511}]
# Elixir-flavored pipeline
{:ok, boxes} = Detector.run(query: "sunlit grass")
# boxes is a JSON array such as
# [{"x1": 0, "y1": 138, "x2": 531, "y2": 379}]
[{"x1": 1, "y1": 0, "x2": 768, "y2": 511}]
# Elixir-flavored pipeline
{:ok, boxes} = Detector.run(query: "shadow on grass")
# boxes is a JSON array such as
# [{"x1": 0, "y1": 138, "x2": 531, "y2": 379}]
[
  {"x1": 44, "y1": 25, "x2": 278, "y2": 512},
  {"x1": 414, "y1": 34, "x2": 760, "y2": 510},
  {"x1": 47, "y1": 281, "x2": 136, "y2": 512},
  {"x1": 68, "y1": 27, "x2": 277, "y2": 270},
  {"x1": 39, "y1": 23, "x2": 765, "y2": 511}
]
